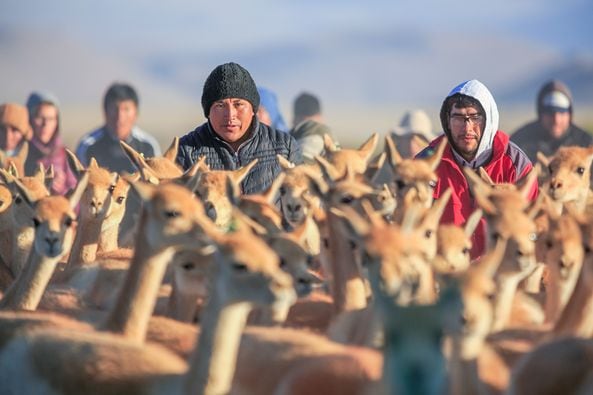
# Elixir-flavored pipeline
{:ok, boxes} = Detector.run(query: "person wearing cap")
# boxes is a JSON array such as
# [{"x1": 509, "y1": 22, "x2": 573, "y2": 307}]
[
  {"x1": 257, "y1": 86, "x2": 288, "y2": 132},
  {"x1": 511, "y1": 80, "x2": 593, "y2": 162},
  {"x1": 176, "y1": 62, "x2": 302, "y2": 195},
  {"x1": 416, "y1": 79, "x2": 537, "y2": 260},
  {"x1": 289, "y1": 92, "x2": 334, "y2": 163},
  {"x1": 25, "y1": 91, "x2": 77, "y2": 195},
  {"x1": 0, "y1": 102, "x2": 32, "y2": 157},
  {"x1": 75, "y1": 82, "x2": 161, "y2": 174},
  {"x1": 390, "y1": 109, "x2": 437, "y2": 158}
]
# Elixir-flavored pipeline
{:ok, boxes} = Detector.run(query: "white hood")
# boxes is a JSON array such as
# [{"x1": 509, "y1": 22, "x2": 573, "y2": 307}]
[{"x1": 444, "y1": 79, "x2": 499, "y2": 167}]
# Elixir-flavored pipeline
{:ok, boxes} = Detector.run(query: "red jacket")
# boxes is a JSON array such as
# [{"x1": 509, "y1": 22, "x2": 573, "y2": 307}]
[{"x1": 425, "y1": 131, "x2": 537, "y2": 259}]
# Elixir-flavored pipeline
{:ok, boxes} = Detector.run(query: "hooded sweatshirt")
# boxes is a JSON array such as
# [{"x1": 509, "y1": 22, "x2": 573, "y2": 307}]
[
  {"x1": 25, "y1": 91, "x2": 77, "y2": 194},
  {"x1": 440, "y1": 79, "x2": 500, "y2": 169},
  {"x1": 418, "y1": 79, "x2": 537, "y2": 259}
]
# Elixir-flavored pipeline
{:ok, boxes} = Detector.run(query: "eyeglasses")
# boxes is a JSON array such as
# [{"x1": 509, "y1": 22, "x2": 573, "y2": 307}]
[{"x1": 450, "y1": 114, "x2": 483, "y2": 127}]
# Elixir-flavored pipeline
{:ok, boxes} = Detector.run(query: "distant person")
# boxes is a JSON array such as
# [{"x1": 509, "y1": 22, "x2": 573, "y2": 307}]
[
  {"x1": 390, "y1": 109, "x2": 437, "y2": 158},
  {"x1": 417, "y1": 79, "x2": 537, "y2": 260},
  {"x1": 0, "y1": 102, "x2": 31, "y2": 157},
  {"x1": 290, "y1": 92, "x2": 334, "y2": 163},
  {"x1": 176, "y1": 62, "x2": 302, "y2": 195},
  {"x1": 26, "y1": 91, "x2": 77, "y2": 195},
  {"x1": 75, "y1": 82, "x2": 161, "y2": 174},
  {"x1": 257, "y1": 86, "x2": 288, "y2": 132},
  {"x1": 511, "y1": 80, "x2": 593, "y2": 161}
]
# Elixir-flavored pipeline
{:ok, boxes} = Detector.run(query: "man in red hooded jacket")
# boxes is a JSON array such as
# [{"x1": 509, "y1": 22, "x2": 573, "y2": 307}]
[{"x1": 416, "y1": 80, "x2": 538, "y2": 259}]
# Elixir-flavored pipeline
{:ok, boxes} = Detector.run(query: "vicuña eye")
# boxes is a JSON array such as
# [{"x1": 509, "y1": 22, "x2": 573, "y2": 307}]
[
  {"x1": 165, "y1": 210, "x2": 180, "y2": 218},
  {"x1": 182, "y1": 262, "x2": 195, "y2": 271},
  {"x1": 232, "y1": 263, "x2": 248, "y2": 272},
  {"x1": 340, "y1": 195, "x2": 354, "y2": 204}
]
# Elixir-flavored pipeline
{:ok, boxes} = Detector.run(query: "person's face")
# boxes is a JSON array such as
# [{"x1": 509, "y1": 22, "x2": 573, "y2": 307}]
[
  {"x1": 448, "y1": 104, "x2": 484, "y2": 161},
  {"x1": 105, "y1": 99, "x2": 138, "y2": 140},
  {"x1": 32, "y1": 103, "x2": 59, "y2": 144},
  {"x1": 0, "y1": 124, "x2": 25, "y2": 152},
  {"x1": 541, "y1": 110, "x2": 570, "y2": 139},
  {"x1": 209, "y1": 98, "x2": 254, "y2": 148}
]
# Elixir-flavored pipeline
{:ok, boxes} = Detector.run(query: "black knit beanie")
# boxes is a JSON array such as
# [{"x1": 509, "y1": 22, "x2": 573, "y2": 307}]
[{"x1": 201, "y1": 62, "x2": 260, "y2": 118}]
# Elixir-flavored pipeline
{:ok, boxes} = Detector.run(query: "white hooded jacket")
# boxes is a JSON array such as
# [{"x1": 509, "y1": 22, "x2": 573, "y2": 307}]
[{"x1": 441, "y1": 79, "x2": 499, "y2": 169}]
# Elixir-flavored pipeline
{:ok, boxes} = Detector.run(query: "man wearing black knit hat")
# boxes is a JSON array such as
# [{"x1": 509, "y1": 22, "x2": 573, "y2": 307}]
[{"x1": 176, "y1": 62, "x2": 302, "y2": 198}]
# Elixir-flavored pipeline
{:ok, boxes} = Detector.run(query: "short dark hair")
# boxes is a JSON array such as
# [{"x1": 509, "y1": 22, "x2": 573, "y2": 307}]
[
  {"x1": 294, "y1": 92, "x2": 321, "y2": 118},
  {"x1": 103, "y1": 83, "x2": 139, "y2": 112},
  {"x1": 439, "y1": 93, "x2": 485, "y2": 134}
]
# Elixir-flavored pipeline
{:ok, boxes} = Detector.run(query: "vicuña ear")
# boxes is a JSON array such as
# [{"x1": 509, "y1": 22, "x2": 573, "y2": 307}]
[
  {"x1": 517, "y1": 165, "x2": 539, "y2": 203},
  {"x1": 478, "y1": 167, "x2": 495, "y2": 187},
  {"x1": 425, "y1": 138, "x2": 447, "y2": 171},
  {"x1": 44, "y1": 164, "x2": 55, "y2": 191},
  {"x1": 314, "y1": 155, "x2": 340, "y2": 184},
  {"x1": 302, "y1": 166, "x2": 329, "y2": 198},
  {"x1": 474, "y1": 237, "x2": 507, "y2": 278},
  {"x1": 422, "y1": 188, "x2": 452, "y2": 227},
  {"x1": 231, "y1": 159, "x2": 258, "y2": 184},
  {"x1": 163, "y1": 137, "x2": 180, "y2": 162},
  {"x1": 65, "y1": 149, "x2": 86, "y2": 179},
  {"x1": 263, "y1": 173, "x2": 286, "y2": 204},
  {"x1": 464, "y1": 208, "x2": 483, "y2": 237},
  {"x1": 357, "y1": 132, "x2": 379, "y2": 164},
  {"x1": 329, "y1": 205, "x2": 370, "y2": 240},
  {"x1": 360, "y1": 198, "x2": 386, "y2": 229},
  {"x1": 463, "y1": 167, "x2": 490, "y2": 199},
  {"x1": 0, "y1": 167, "x2": 16, "y2": 185},
  {"x1": 68, "y1": 172, "x2": 90, "y2": 209},
  {"x1": 120, "y1": 140, "x2": 157, "y2": 183},
  {"x1": 277, "y1": 154, "x2": 295, "y2": 170},
  {"x1": 6, "y1": 161, "x2": 19, "y2": 178},
  {"x1": 225, "y1": 175, "x2": 241, "y2": 207},
  {"x1": 11, "y1": 175, "x2": 36, "y2": 208},
  {"x1": 182, "y1": 156, "x2": 207, "y2": 190},
  {"x1": 385, "y1": 134, "x2": 403, "y2": 168},
  {"x1": 365, "y1": 152, "x2": 386, "y2": 185},
  {"x1": 33, "y1": 163, "x2": 46, "y2": 186},
  {"x1": 88, "y1": 157, "x2": 100, "y2": 169},
  {"x1": 323, "y1": 134, "x2": 338, "y2": 153},
  {"x1": 536, "y1": 151, "x2": 550, "y2": 168}
]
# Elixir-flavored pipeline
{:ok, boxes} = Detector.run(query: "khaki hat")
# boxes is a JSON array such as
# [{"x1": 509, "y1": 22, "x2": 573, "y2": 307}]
[
  {"x1": 393, "y1": 109, "x2": 436, "y2": 140},
  {"x1": 0, "y1": 103, "x2": 32, "y2": 139}
]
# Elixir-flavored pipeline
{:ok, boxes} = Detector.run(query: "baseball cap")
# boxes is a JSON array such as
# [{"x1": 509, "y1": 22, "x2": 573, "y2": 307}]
[{"x1": 541, "y1": 91, "x2": 571, "y2": 113}]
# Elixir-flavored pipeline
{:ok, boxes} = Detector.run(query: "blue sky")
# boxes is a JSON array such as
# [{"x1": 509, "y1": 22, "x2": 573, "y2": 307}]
[
  {"x1": 2, "y1": 0, "x2": 592, "y2": 143},
  {"x1": 3, "y1": 0, "x2": 592, "y2": 56}
]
